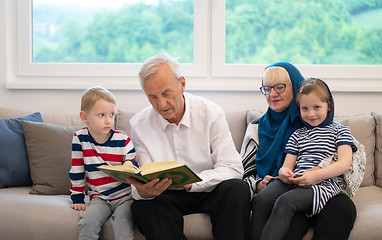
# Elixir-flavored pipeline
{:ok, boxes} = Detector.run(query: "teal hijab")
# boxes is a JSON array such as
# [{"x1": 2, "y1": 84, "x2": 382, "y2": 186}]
[{"x1": 256, "y1": 62, "x2": 305, "y2": 178}]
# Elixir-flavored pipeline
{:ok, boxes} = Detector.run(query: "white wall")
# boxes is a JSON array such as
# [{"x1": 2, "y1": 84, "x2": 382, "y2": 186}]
[{"x1": 0, "y1": 1, "x2": 381, "y2": 117}]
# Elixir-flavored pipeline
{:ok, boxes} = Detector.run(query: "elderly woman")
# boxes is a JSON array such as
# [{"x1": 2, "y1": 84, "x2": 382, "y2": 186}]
[{"x1": 242, "y1": 62, "x2": 356, "y2": 240}]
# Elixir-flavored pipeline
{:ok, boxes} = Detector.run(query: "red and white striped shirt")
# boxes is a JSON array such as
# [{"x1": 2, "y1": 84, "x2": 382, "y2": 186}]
[{"x1": 69, "y1": 127, "x2": 136, "y2": 204}]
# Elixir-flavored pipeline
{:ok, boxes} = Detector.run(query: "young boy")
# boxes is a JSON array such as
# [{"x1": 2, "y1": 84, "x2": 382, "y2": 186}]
[{"x1": 69, "y1": 86, "x2": 137, "y2": 240}]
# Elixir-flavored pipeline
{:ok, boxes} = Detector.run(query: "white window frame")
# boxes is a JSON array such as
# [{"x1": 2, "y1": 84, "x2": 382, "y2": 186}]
[
  {"x1": 6, "y1": 0, "x2": 382, "y2": 92},
  {"x1": 14, "y1": 0, "x2": 207, "y2": 78},
  {"x1": 211, "y1": 0, "x2": 382, "y2": 92}
]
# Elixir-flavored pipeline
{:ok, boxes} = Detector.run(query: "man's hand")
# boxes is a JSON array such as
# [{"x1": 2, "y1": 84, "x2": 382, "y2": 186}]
[
  {"x1": 127, "y1": 177, "x2": 172, "y2": 198},
  {"x1": 71, "y1": 203, "x2": 87, "y2": 211},
  {"x1": 183, "y1": 183, "x2": 192, "y2": 191}
]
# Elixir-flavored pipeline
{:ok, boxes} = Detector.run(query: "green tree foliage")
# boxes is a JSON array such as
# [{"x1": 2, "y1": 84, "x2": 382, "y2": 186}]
[
  {"x1": 225, "y1": 0, "x2": 382, "y2": 64},
  {"x1": 33, "y1": 0, "x2": 382, "y2": 64},
  {"x1": 356, "y1": 27, "x2": 382, "y2": 63},
  {"x1": 33, "y1": 0, "x2": 194, "y2": 63}
]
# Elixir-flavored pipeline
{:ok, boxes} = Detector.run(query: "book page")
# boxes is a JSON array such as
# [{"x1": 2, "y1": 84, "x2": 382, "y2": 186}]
[
  {"x1": 140, "y1": 161, "x2": 183, "y2": 175},
  {"x1": 98, "y1": 164, "x2": 140, "y2": 174}
]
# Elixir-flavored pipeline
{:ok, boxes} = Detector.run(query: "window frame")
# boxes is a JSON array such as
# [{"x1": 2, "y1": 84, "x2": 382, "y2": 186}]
[{"x1": 6, "y1": 0, "x2": 382, "y2": 92}]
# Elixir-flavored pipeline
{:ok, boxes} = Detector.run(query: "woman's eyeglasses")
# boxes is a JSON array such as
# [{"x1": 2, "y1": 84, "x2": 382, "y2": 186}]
[{"x1": 260, "y1": 83, "x2": 287, "y2": 95}]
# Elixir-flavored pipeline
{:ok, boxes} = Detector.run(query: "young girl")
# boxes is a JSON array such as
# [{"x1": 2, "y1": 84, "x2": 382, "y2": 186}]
[{"x1": 254, "y1": 78, "x2": 356, "y2": 240}]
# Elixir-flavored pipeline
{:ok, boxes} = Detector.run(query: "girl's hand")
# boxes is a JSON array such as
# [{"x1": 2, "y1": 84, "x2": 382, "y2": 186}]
[
  {"x1": 306, "y1": 166, "x2": 321, "y2": 172},
  {"x1": 291, "y1": 170, "x2": 322, "y2": 187},
  {"x1": 279, "y1": 167, "x2": 294, "y2": 184}
]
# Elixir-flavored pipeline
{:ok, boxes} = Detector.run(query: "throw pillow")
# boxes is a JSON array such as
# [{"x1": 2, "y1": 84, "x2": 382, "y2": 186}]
[
  {"x1": 22, "y1": 121, "x2": 83, "y2": 195},
  {"x1": 0, "y1": 112, "x2": 43, "y2": 188}
]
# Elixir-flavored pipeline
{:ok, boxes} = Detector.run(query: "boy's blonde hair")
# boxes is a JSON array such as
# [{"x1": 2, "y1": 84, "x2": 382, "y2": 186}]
[{"x1": 81, "y1": 86, "x2": 116, "y2": 112}]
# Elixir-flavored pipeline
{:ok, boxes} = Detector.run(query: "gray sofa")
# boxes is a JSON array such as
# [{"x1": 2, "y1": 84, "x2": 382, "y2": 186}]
[{"x1": 0, "y1": 106, "x2": 381, "y2": 240}]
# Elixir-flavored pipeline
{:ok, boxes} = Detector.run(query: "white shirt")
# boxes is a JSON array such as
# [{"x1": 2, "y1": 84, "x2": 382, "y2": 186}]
[{"x1": 130, "y1": 92, "x2": 243, "y2": 199}]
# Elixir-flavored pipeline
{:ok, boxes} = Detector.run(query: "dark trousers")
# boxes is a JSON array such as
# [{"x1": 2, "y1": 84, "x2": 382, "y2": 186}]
[
  {"x1": 250, "y1": 179, "x2": 313, "y2": 240},
  {"x1": 131, "y1": 178, "x2": 250, "y2": 240},
  {"x1": 284, "y1": 193, "x2": 356, "y2": 240}
]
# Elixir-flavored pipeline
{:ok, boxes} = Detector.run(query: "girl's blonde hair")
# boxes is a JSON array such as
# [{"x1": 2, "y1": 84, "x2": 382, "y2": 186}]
[
  {"x1": 296, "y1": 78, "x2": 333, "y2": 113},
  {"x1": 81, "y1": 86, "x2": 116, "y2": 112}
]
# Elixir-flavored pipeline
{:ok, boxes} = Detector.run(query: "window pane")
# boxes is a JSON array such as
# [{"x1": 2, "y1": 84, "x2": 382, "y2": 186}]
[
  {"x1": 225, "y1": 0, "x2": 382, "y2": 64},
  {"x1": 32, "y1": 0, "x2": 194, "y2": 63}
]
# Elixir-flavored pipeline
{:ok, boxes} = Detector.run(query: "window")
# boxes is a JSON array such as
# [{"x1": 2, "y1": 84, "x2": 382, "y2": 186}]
[
  {"x1": 7, "y1": 0, "x2": 382, "y2": 91},
  {"x1": 32, "y1": 0, "x2": 194, "y2": 64},
  {"x1": 16, "y1": 0, "x2": 207, "y2": 77},
  {"x1": 225, "y1": 0, "x2": 382, "y2": 65},
  {"x1": 212, "y1": 0, "x2": 382, "y2": 83}
]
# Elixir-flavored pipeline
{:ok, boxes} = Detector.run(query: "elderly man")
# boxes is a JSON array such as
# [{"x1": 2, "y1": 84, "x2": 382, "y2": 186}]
[{"x1": 127, "y1": 53, "x2": 250, "y2": 240}]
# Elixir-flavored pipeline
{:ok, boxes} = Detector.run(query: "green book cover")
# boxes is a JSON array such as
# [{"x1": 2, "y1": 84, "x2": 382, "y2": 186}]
[{"x1": 97, "y1": 161, "x2": 202, "y2": 188}]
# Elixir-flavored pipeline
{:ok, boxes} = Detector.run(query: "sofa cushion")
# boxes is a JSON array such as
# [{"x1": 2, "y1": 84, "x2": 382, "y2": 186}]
[
  {"x1": 372, "y1": 112, "x2": 382, "y2": 187},
  {"x1": 335, "y1": 114, "x2": 376, "y2": 187},
  {"x1": 246, "y1": 110, "x2": 264, "y2": 124},
  {"x1": 225, "y1": 111, "x2": 248, "y2": 152},
  {"x1": 0, "y1": 112, "x2": 43, "y2": 188},
  {"x1": 350, "y1": 185, "x2": 382, "y2": 239},
  {"x1": 0, "y1": 187, "x2": 80, "y2": 240},
  {"x1": 42, "y1": 113, "x2": 84, "y2": 127},
  {"x1": 0, "y1": 107, "x2": 33, "y2": 119},
  {"x1": 115, "y1": 109, "x2": 136, "y2": 136},
  {"x1": 22, "y1": 121, "x2": 82, "y2": 195}
]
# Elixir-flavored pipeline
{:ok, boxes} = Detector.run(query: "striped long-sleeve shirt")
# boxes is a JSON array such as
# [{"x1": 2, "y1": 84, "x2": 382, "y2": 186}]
[{"x1": 69, "y1": 127, "x2": 137, "y2": 204}]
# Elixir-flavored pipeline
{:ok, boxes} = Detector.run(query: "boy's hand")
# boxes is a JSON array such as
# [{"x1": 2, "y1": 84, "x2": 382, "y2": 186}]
[
  {"x1": 71, "y1": 203, "x2": 87, "y2": 211},
  {"x1": 123, "y1": 161, "x2": 133, "y2": 166}
]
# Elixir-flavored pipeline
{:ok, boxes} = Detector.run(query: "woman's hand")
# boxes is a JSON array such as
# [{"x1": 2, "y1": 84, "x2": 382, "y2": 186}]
[{"x1": 256, "y1": 175, "x2": 274, "y2": 193}]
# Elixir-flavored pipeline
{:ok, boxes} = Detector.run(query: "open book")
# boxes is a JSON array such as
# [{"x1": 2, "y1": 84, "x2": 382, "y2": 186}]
[{"x1": 97, "y1": 161, "x2": 202, "y2": 188}]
